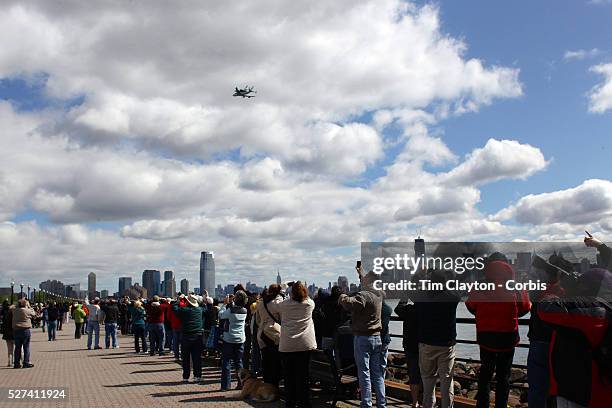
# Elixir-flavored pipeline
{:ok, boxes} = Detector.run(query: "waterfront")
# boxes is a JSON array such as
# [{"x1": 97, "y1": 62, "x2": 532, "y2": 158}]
[{"x1": 387, "y1": 300, "x2": 529, "y2": 365}]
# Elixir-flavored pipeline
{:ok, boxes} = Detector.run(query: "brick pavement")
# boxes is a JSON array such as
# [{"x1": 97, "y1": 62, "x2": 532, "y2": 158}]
[{"x1": 0, "y1": 322, "x2": 411, "y2": 407}]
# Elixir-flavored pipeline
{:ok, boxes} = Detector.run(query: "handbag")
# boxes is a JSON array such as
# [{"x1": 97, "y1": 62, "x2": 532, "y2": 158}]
[{"x1": 260, "y1": 301, "x2": 280, "y2": 349}]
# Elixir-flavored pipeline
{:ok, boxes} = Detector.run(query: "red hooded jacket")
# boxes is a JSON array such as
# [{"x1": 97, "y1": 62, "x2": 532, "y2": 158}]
[{"x1": 466, "y1": 261, "x2": 531, "y2": 351}]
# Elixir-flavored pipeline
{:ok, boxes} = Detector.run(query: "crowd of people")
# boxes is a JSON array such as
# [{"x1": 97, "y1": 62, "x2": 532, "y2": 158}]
[{"x1": 0, "y1": 234, "x2": 610, "y2": 408}]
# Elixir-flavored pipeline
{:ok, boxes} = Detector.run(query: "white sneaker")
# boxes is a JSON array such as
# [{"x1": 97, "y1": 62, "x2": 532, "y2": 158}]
[{"x1": 193, "y1": 377, "x2": 201, "y2": 383}]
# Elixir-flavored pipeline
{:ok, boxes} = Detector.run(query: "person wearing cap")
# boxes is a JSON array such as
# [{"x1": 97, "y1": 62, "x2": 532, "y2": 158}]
[
  {"x1": 145, "y1": 295, "x2": 166, "y2": 356},
  {"x1": 339, "y1": 271, "x2": 385, "y2": 408},
  {"x1": 173, "y1": 294, "x2": 204, "y2": 383},
  {"x1": 219, "y1": 289, "x2": 248, "y2": 391}
]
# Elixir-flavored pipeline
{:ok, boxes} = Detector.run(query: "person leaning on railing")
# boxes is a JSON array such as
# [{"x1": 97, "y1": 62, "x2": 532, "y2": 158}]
[
  {"x1": 407, "y1": 269, "x2": 460, "y2": 408},
  {"x1": 466, "y1": 259, "x2": 531, "y2": 408},
  {"x1": 394, "y1": 299, "x2": 422, "y2": 408}
]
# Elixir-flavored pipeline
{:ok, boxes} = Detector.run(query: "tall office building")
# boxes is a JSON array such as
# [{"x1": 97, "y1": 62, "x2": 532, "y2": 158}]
[
  {"x1": 276, "y1": 269, "x2": 282, "y2": 285},
  {"x1": 162, "y1": 271, "x2": 176, "y2": 297},
  {"x1": 118, "y1": 277, "x2": 132, "y2": 296},
  {"x1": 88, "y1": 272, "x2": 96, "y2": 296},
  {"x1": 164, "y1": 270, "x2": 173, "y2": 283},
  {"x1": 142, "y1": 270, "x2": 161, "y2": 297},
  {"x1": 337, "y1": 276, "x2": 349, "y2": 292},
  {"x1": 199, "y1": 251, "x2": 215, "y2": 296},
  {"x1": 39, "y1": 280, "x2": 65, "y2": 296},
  {"x1": 180, "y1": 278, "x2": 189, "y2": 294},
  {"x1": 65, "y1": 283, "x2": 80, "y2": 298}
]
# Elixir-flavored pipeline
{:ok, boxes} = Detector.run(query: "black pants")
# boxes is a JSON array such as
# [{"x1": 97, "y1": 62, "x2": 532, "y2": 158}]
[
  {"x1": 74, "y1": 322, "x2": 83, "y2": 339},
  {"x1": 476, "y1": 347, "x2": 515, "y2": 408},
  {"x1": 281, "y1": 350, "x2": 311, "y2": 408},
  {"x1": 182, "y1": 334, "x2": 203, "y2": 380},
  {"x1": 262, "y1": 345, "x2": 282, "y2": 386},
  {"x1": 133, "y1": 326, "x2": 147, "y2": 353}
]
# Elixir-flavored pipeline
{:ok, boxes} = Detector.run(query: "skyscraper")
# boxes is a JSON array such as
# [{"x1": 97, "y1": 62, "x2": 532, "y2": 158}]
[
  {"x1": 142, "y1": 270, "x2": 161, "y2": 297},
  {"x1": 88, "y1": 272, "x2": 96, "y2": 297},
  {"x1": 199, "y1": 251, "x2": 215, "y2": 296},
  {"x1": 180, "y1": 278, "x2": 189, "y2": 294},
  {"x1": 337, "y1": 276, "x2": 349, "y2": 292},
  {"x1": 118, "y1": 277, "x2": 132, "y2": 296},
  {"x1": 164, "y1": 270, "x2": 173, "y2": 283},
  {"x1": 162, "y1": 270, "x2": 176, "y2": 297},
  {"x1": 276, "y1": 269, "x2": 282, "y2": 285}
]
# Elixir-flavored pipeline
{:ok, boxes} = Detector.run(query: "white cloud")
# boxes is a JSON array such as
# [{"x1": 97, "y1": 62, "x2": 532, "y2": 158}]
[
  {"x1": 494, "y1": 179, "x2": 612, "y2": 225},
  {"x1": 563, "y1": 48, "x2": 602, "y2": 61},
  {"x1": 0, "y1": 0, "x2": 521, "y2": 177},
  {"x1": 588, "y1": 63, "x2": 612, "y2": 113},
  {"x1": 442, "y1": 139, "x2": 548, "y2": 186},
  {"x1": 1, "y1": 1, "x2": 575, "y2": 291}
]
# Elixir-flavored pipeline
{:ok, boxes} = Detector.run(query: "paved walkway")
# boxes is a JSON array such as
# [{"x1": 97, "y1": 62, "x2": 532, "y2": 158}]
[{"x1": 0, "y1": 322, "x2": 411, "y2": 407}]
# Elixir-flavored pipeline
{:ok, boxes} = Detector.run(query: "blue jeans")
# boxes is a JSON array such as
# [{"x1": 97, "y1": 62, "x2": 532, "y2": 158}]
[
  {"x1": 14, "y1": 328, "x2": 31, "y2": 366},
  {"x1": 173, "y1": 329, "x2": 182, "y2": 358},
  {"x1": 87, "y1": 321, "x2": 100, "y2": 349},
  {"x1": 528, "y1": 341, "x2": 551, "y2": 408},
  {"x1": 148, "y1": 323, "x2": 165, "y2": 354},
  {"x1": 354, "y1": 335, "x2": 386, "y2": 408},
  {"x1": 133, "y1": 325, "x2": 147, "y2": 353},
  {"x1": 221, "y1": 342, "x2": 244, "y2": 390},
  {"x1": 47, "y1": 320, "x2": 56, "y2": 341},
  {"x1": 182, "y1": 334, "x2": 203, "y2": 380},
  {"x1": 105, "y1": 322, "x2": 118, "y2": 348}
]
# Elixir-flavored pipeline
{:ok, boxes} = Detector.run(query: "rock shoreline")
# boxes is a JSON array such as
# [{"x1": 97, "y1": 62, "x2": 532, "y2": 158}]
[{"x1": 386, "y1": 353, "x2": 529, "y2": 408}]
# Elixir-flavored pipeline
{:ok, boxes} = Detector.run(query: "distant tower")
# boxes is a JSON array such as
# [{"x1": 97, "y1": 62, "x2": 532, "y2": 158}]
[
  {"x1": 88, "y1": 272, "x2": 96, "y2": 297},
  {"x1": 118, "y1": 277, "x2": 132, "y2": 297},
  {"x1": 142, "y1": 270, "x2": 160, "y2": 297},
  {"x1": 276, "y1": 269, "x2": 282, "y2": 285},
  {"x1": 200, "y1": 251, "x2": 216, "y2": 297},
  {"x1": 180, "y1": 278, "x2": 189, "y2": 294}
]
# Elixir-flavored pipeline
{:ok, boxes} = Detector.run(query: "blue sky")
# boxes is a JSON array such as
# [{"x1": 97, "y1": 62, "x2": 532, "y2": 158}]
[
  {"x1": 0, "y1": 0, "x2": 611, "y2": 292},
  {"x1": 437, "y1": 0, "x2": 612, "y2": 213}
]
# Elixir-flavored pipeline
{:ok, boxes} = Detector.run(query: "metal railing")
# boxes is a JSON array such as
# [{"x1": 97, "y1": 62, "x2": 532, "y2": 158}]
[{"x1": 387, "y1": 315, "x2": 530, "y2": 388}]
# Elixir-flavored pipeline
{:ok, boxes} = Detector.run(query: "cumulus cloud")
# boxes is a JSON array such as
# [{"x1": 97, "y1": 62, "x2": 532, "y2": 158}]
[
  {"x1": 442, "y1": 139, "x2": 548, "y2": 186},
  {"x1": 494, "y1": 179, "x2": 612, "y2": 225},
  {"x1": 0, "y1": 0, "x2": 521, "y2": 176},
  {"x1": 0, "y1": 1, "x2": 558, "y2": 290},
  {"x1": 588, "y1": 63, "x2": 612, "y2": 113}
]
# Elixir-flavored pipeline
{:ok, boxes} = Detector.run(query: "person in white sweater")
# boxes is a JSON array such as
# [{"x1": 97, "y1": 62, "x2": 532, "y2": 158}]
[{"x1": 269, "y1": 281, "x2": 316, "y2": 408}]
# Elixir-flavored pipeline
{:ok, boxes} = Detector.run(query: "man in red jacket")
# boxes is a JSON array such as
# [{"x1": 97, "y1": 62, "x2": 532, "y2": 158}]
[{"x1": 466, "y1": 260, "x2": 531, "y2": 408}]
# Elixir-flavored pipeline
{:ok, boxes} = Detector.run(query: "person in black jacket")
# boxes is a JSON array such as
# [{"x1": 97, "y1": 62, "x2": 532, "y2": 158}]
[
  {"x1": 46, "y1": 302, "x2": 59, "y2": 341},
  {"x1": 101, "y1": 299, "x2": 120, "y2": 349},
  {"x1": 408, "y1": 269, "x2": 460, "y2": 408},
  {"x1": 395, "y1": 300, "x2": 422, "y2": 408}
]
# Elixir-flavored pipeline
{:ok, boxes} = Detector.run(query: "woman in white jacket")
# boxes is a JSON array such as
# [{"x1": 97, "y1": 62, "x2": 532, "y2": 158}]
[
  {"x1": 255, "y1": 284, "x2": 283, "y2": 387},
  {"x1": 269, "y1": 281, "x2": 316, "y2": 408}
]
